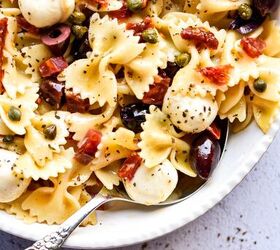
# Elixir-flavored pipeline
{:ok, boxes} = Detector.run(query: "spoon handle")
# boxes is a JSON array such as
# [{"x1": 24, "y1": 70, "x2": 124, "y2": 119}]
[{"x1": 25, "y1": 195, "x2": 110, "y2": 250}]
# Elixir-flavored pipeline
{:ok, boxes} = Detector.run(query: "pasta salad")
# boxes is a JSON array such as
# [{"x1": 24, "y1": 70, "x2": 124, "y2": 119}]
[{"x1": 0, "y1": 0, "x2": 279, "y2": 225}]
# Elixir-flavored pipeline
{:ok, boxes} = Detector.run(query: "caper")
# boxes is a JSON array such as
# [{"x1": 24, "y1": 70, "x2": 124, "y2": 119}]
[
  {"x1": 238, "y1": 4, "x2": 253, "y2": 20},
  {"x1": 3, "y1": 135, "x2": 14, "y2": 143},
  {"x1": 253, "y1": 78, "x2": 267, "y2": 93},
  {"x1": 142, "y1": 28, "x2": 159, "y2": 44},
  {"x1": 72, "y1": 25, "x2": 88, "y2": 40},
  {"x1": 43, "y1": 124, "x2": 57, "y2": 140},
  {"x1": 69, "y1": 11, "x2": 86, "y2": 25},
  {"x1": 127, "y1": 0, "x2": 143, "y2": 12},
  {"x1": 8, "y1": 106, "x2": 21, "y2": 121},
  {"x1": 175, "y1": 53, "x2": 191, "y2": 67}
]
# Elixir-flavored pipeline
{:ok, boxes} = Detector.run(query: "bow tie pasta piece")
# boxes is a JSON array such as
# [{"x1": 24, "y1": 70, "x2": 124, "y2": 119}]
[
  {"x1": 163, "y1": 12, "x2": 226, "y2": 55},
  {"x1": 66, "y1": 104, "x2": 115, "y2": 141},
  {"x1": 219, "y1": 81, "x2": 246, "y2": 114},
  {"x1": 15, "y1": 147, "x2": 74, "y2": 181},
  {"x1": 260, "y1": 20, "x2": 280, "y2": 57},
  {"x1": 183, "y1": 0, "x2": 200, "y2": 13},
  {"x1": 0, "y1": 95, "x2": 35, "y2": 135},
  {"x1": 95, "y1": 162, "x2": 121, "y2": 190},
  {"x1": 23, "y1": 112, "x2": 69, "y2": 167},
  {"x1": 78, "y1": 0, "x2": 122, "y2": 12},
  {"x1": 21, "y1": 44, "x2": 52, "y2": 82},
  {"x1": 1, "y1": 191, "x2": 38, "y2": 224},
  {"x1": 91, "y1": 127, "x2": 139, "y2": 171},
  {"x1": 124, "y1": 37, "x2": 168, "y2": 99},
  {"x1": 139, "y1": 106, "x2": 196, "y2": 176},
  {"x1": 59, "y1": 55, "x2": 117, "y2": 107},
  {"x1": 21, "y1": 160, "x2": 96, "y2": 224},
  {"x1": 220, "y1": 31, "x2": 259, "y2": 86},
  {"x1": 143, "y1": 0, "x2": 164, "y2": 16},
  {"x1": 89, "y1": 14, "x2": 145, "y2": 64},
  {"x1": 252, "y1": 96, "x2": 279, "y2": 133},
  {"x1": 0, "y1": 150, "x2": 31, "y2": 203},
  {"x1": 197, "y1": 0, "x2": 249, "y2": 26}
]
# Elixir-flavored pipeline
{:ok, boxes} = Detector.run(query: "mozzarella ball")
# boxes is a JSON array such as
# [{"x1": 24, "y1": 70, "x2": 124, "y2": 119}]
[
  {"x1": 163, "y1": 94, "x2": 218, "y2": 133},
  {"x1": 0, "y1": 150, "x2": 31, "y2": 203},
  {"x1": 124, "y1": 160, "x2": 178, "y2": 205},
  {"x1": 18, "y1": 0, "x2": 75, "y2": 28}
]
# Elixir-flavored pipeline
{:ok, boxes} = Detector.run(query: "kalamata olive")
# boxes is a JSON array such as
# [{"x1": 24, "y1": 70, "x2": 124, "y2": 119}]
[
  {"x1": 41, "y1": 24, "x2": 71, "y2": 55},
  {"x1": 159, "y1": 62, "x2": 181, "y2": 80},
  {"x1": 190, "y1": 134, "x2": 221, "y2": 180},
  {"x1": 120, "y1": 103, "x2": 150, "y2": 133},
  {"x1": 72, "y1": 37, "x2": 91, "y2": 60}
]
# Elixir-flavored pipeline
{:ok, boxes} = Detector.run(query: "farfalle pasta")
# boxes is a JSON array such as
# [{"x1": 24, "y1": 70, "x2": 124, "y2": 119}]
[{"x1": 0, "y1": 0, "x2": 278, "y2": 225}]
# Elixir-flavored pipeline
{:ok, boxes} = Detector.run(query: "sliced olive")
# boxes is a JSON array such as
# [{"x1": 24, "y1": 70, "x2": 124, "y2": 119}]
[
  {"x1": 3, "y1": 135, "x2": 14, "y2": 143},
  {"x1": 43, "y1": 124, "x2": 57, "y2": 140},
  {"x1": 72, "y1": 25, "x2": 88, "y2": 40},
  {"x1": 127, "y1": 0, "x2": 143, "y2": 12},
  {"x1": 41, "y1": 24, "x2": 71, "y2": 55},
  {"x1": 8, "y1": 106, "x2": 21, "y2": 121},
  {"x1": 69, "y1": 11, "x2": 86, "y2": 25},
  {"x1": 253, "y1": 78, "x2": 267, "y2": 93},
  {"x1": 142, "y1": 28, "x2": 159, "y2": 44},
  {"x1": 238, "y1": 3, "x2": 253, "y2": 21},
  {"x1": 175, "y1": 53, "x2": 191, "y2": 67}
]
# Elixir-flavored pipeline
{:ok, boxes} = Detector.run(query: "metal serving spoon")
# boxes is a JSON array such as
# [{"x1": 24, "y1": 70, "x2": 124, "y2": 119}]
[{"x1": 26, "y1": 121, "x2": 228, "y2": 250}]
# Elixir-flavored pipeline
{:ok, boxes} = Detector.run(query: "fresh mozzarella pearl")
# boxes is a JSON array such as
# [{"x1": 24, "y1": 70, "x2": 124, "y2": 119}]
[
  {"x1": 18, "y1": 0, "x2": 75, "y2": 28},
  {"x1": 0, "y1": 150, "x2": 31, "y2": 203},
  {"x1": 163, "y1": 94, "x2": 218, "y2": 133},
  {"x1": 124, "y1": 160, "x2": 178, "y2": 205}
]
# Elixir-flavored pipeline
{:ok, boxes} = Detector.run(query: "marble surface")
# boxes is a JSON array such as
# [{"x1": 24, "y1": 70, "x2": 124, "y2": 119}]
[{"x1": 1, "y1": 132, "x2": 280, "y2": 250}]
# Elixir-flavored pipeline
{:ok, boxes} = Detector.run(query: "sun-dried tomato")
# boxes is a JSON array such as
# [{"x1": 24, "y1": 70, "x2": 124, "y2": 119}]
[
  {"x1": 142, "y1": 75, "x2": 171, "y2": 105},
  {"x1": 75, "y1": 129, "x2": 102, "y2": 165},
  {"x1": 118, "y1": 153, "x2": 142, "y2": 181},
  {"x1": 126, "y1": 17, "x2": 154, "y2": 36},
  {"x1": 39, "y1": 57, "x2": 68, "y2": 78},
  {"x1": 109, "y1": 2, "x2": 132, "y2": 20},
  {"x1": 0, "y1": 18, "x2": 7, "y2": 94},
  {"x1": 240, "y1": 37, "x2": 266, "y2": 58},
  {"x1": 181, "y1": 26, "x2": 219, "y2": 50},
  {"x1": 39, "y1": 79, "x2": 65, "y2": 109},
  {"x1": 17, "y1": 16, "x2": 39, "y2": 34},
  {"x1": 65, "y1": 90, "x2": 90, "y2": 113},
  {"x1": 207, "y1": 122, "x2": 221, "y2": 140},
  {"x1": 199, "y1": 65, "x2": 233, "y2": 85}
]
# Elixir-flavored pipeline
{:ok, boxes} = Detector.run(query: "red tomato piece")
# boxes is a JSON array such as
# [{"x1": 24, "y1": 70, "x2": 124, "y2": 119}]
[
  {"x1": 17, "y1": 16, "x2": 39, "y2": 34},
  {"x1": 39, "y1": 57, "x2": 68, "y2": 78},
  {"x1": 118, "y1": 153, "x2": 142, "y2": 181},
  {"x1": 240, "y1": 37, "x2": 266, "y2": 58},
  {"x1": 75, "y1": 129, "x2": 102, "y2": 165},
  {"x1": 65, "y1": 90, "x2": 90, "y2": 113},
  {"x1": 207, "y1": 122, "x2": 221, "y2": 140},
  {"x1": 142, "y1": 75, "x2": 171, "y2": 105},
  {"x1": 126, "y1": 17, "x2": 154, "y2": 36},
  {"x1": 199, "y1": 65, "x2": 233, "y2": 86},
  {"x1": 0, "y1": 18, "x2": 8, "y2": 94},
  {"x1": 109, "y1": 2, "x2": 132, "y2": 20},
  {"x1": 181, "y1": 26, "x2": 219, "y2": 50}
]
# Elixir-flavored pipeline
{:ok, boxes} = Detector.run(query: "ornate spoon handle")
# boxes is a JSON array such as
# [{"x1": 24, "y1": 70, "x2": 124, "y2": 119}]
[{"x1": 25, "y1": 195, "x2": 110, "y2": 250}]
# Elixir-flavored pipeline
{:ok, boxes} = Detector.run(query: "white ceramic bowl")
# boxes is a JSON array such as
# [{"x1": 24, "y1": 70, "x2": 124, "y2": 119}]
[{"x1": 1, "y1": 9, "x2": 280, "y2": 250}]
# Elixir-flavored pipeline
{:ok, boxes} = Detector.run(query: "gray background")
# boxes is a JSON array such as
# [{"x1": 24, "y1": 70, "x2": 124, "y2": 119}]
[{"x1": 1, "y1": 132, "x2": 279, "y2": 250}]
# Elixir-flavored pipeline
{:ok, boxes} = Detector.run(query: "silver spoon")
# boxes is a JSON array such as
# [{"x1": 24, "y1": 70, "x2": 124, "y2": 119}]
[{"x1": 26, "y1": 120, "x2": 229, "y2": 250}]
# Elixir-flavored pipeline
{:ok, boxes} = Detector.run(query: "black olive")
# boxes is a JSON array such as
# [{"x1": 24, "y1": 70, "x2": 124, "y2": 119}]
[
  {"x1": 159, "y1": 62, "x2": 181, "y2": 79},
  {"x1": 120, "y1": 104, "x2": 150, "y2": 133},
  {"x1": 190, "y1": 134, "x2": 221, "y2": 180},
  {"x1": 41, "y1": 24, "x2": 71, "y2": 55},
  {"x1": 72, "y1": 37, "x2": 91, "y2": 60}
]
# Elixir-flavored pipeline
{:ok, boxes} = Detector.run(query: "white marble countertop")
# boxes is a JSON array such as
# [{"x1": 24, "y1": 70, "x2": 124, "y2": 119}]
[{"x1": 1, "y1": 132, "x2": 280, "y2": 250}]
